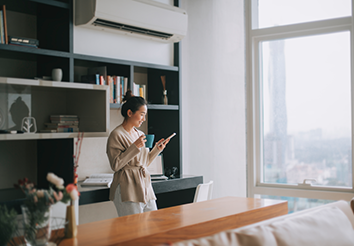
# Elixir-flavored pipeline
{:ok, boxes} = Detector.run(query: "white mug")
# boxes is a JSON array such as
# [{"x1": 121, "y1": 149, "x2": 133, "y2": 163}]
[{"x1": 52, "y1": 68, "x2": 63, "y2": 81}]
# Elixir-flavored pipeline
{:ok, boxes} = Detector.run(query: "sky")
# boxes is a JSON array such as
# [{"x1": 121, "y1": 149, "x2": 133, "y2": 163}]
[{"x1": 259, "y1": 0, "x2": 352, "y2": 139}]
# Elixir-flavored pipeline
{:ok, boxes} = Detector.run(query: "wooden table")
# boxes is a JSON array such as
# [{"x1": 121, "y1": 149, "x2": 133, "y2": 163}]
[{"x1": 59, "y1": 196, "x2": 288, "y2": 246}]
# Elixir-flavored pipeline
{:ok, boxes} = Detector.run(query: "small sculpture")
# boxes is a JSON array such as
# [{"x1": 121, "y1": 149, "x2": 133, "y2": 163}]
[{"x1": 21, "y1": 117, "x2": 37, "y2": 133}]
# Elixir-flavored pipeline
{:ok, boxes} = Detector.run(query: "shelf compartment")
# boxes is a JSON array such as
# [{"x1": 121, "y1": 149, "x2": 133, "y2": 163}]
[
  {"x1": 133, "y1": 66, "x2": 179, "y2": 105},
  {"x1": 0, "y1": 77, "x2": 109, "y2": 139},
  {"x1": 0, "y1": 48, "x2": 70, "y2": 81},
  {"x1": 2, "y1": 0, "x2": 70, "y2": 52},
  {"x1": 0, "y1": 138, "x2": 75, "y2": 212},
  {"x1": 147, "y1": 68, "x2": 179, "y2": 105},
  {"x1": 74, "y1": 58, "x2": 130, "y2": 84},
  {"x1": 148, "y1": 110, "x2": 180, "y2": 175}
]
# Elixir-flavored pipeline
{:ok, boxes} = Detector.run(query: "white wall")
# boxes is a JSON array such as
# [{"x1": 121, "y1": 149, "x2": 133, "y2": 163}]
[{"x1": 180, "y1": 0, "x2": 247, "y2": 198}]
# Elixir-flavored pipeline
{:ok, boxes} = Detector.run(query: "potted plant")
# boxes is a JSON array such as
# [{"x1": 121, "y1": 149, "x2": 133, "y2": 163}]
[{"x1": 0, "y1": 204, "x2": 17, "y2": 246}]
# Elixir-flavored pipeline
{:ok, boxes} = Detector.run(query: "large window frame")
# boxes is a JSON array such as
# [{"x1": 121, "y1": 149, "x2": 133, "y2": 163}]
[{"x1": 246, "y1": 0, "x2": 354, "y2": 201}]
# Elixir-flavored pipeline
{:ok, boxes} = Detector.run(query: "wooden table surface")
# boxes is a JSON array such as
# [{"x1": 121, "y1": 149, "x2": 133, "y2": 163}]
[{"x1": 59, "y1": 196, "x2": 288, "y2": 246}]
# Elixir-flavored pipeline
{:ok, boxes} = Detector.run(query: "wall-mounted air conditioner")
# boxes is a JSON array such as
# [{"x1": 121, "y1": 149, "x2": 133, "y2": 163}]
[{"x1": 75, "y1": 0, "x2": 188, "y2": 43}]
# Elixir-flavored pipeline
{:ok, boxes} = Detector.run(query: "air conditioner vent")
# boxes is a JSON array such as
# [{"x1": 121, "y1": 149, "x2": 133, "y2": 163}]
[{"x1": 93, "y1": 19, "x2": 174, "y2": 40}]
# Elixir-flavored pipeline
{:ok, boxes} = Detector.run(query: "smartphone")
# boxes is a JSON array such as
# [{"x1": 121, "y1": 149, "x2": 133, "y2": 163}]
[{"x1": 159, "y1": 133, "x2": 176, "y2": 146}]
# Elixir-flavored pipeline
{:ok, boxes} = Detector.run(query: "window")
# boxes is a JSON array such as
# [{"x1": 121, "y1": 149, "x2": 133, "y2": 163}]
[
  {"x1": 246, "y1": 0, "x2": 354, "y2": 202},
  {"x1": 256, "y1": 0, "x2": 351, "y2": 29}
]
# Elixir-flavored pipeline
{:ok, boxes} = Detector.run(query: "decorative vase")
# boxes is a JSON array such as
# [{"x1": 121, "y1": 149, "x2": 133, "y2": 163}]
[
  {"x1": 52, "y1": 68, "x2": 63, "y2": 82},
  {"x1": 65, "y1": 205, "x2": 77, "y2": 238},
  {"x1": 162, "y1": 90, "x2": 168, "y2": 105},
  {"x1": 21, "y1": 205, "x2": 52, "y2": 246}
]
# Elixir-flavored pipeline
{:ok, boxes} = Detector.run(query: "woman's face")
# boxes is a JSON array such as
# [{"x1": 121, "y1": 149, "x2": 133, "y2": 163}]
[{"x1": 128, "y1": 105, "x2": 147, "y2": 128}]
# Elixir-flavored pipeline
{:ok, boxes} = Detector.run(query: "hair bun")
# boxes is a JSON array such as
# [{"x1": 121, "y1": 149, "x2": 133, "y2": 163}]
[{"x1": 122, "y1": 89, "x2": 134, "y2": 102}]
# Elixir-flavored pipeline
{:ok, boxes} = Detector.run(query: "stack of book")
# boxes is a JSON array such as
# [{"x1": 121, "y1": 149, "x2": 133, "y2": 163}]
[
  {"x1": 8, "y1": 36, "x2": 39, "y2": 48},
  {"x1": 107, "y1": 75, "x2": 128, "y2": 104},
  {"x1": 82, "y1": 66, "x2": 129, "y2": 104},
  {"x1": 133, "y1": 82, "x2": 147, "y2": 99},
  {"x1": 41, "y1": 115, "x2": 79, "y2": 133}
]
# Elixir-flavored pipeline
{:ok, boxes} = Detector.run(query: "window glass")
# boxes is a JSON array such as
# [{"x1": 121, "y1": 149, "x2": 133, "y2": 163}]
[
  {"x1": 258, "y1": 195, "x2": 337, "y2": 213},
  {"x1": 261, "y1": 32, "x2": 352, "y2": 187},
  {"x1": 256, "y1": 0, "x2": 351, "y2": 29}
]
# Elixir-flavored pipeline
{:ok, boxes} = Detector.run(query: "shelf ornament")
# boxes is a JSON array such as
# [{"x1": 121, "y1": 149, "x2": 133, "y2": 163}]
[
  {"x1": 21, "y1": 116, "x2": 37, "y2": 133},
  {"x1": 161, "y1": 75, "x2": 168, "y2": 105}
]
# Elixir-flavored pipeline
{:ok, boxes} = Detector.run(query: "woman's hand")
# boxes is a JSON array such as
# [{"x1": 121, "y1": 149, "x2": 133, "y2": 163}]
[
  {"x1": 134, "y1": 135, "x2": 146, "y2": 148},
  {"x1": 156, "y1": 138, "x2": 170, "y2": 151}
]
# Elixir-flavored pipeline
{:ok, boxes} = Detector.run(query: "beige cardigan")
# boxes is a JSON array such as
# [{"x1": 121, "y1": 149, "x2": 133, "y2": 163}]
[{"x1": 106, "y1": 124, "x2": 161, "y2": 203}]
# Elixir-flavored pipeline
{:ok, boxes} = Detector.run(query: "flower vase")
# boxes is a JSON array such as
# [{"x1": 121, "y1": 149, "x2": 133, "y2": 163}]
[
  {"x1": 65, "y1": 205, "x2": 77, "y2": 238},
  {"x1": 21, "y1": 204, "x2": 52, "y2": 246},
  {"x1": 162, "y1": 90, "x2": 168, "y2": 105},
  {"x1": 51, "y1": 68, "x2": 63, "y2": 82}
]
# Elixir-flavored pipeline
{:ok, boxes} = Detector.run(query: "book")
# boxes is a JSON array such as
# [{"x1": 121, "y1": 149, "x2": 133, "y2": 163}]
[
  {"x1": 50, "y1": 115, "x2": 78, "y2": 118},
  {"x1": 113, "y1": 76, "x2": 117, "y2": 103},
  {"x1": 95, "y1": 74, "x2": 99, "y2": 85},
  {"x1": 99, "y1": 75, "x2": 104, "y2": 85},
  {"x1": 2, "y1": 5, "x2": 7, "y2": 44},
  {"x1": 50, "y1": 118, "x2": 79, "y2": 122},
  {"x1": 108, "y1": 75, "x2": 113, "y2": 103},
  {"x1": 0, "y1": 10, "x2": 3, "y2": 44},
  {"x1": 115, "y1": 76, "x2": 120, "y2": 103},
  {"x1": 133, "y1": 82, "x2": 147, "y2": 99},
  {"x1": 141, "y1": 84, "x2": 146, "y2": 99},
  {"x1": 8, "y1": 36, "x2": 39, "y2": 46},
  {"x1": 120, "y1": 78, "x2": 123, "y2": 102},
  {"x1": 50, "y1": 115, "x2": 79, "y2": 121},
  {"x1": 50, "y1": 120, "x2": 79, "y2": 124},
  {"x1": 124, "y1": 77, "x2": 128, "y2": 95},
  {"x1": 88, "y1": 66, "x2": 107, "y2": 85},
  {"x1": 46, "y1": 125, "x2": 79, "y2": 129},
  {"x1": 45, "y1": 122, "x2": 79, "y2": 126},
  {"x1": 81, "y1": 173, "x2": 114, "y2": 187},
  {"x1": 45, "y1": 127, "x2": 79, "y2": 132},
  {"x1": 9, "y1": 43, "x2": 38, "y2": 48},
  {"x1": 133, "y1": 82, "x2": 139, "y2": 97},
  {"x1": 40, "y1": 129, "x2": 57, "y2": 133},
  {"x1": 121, "y1": 76, "x2": 124, "y2": 99}
]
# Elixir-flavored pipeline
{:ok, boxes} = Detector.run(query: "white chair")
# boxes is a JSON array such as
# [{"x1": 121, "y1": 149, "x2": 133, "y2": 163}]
[{"x1": 193, "y1": 180, "x2": 214, "y2": 203}]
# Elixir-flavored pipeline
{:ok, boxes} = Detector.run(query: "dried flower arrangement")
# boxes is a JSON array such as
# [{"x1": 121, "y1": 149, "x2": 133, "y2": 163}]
[{"x1": 73, "y1": 132, "x2": 84, "y2": 186}]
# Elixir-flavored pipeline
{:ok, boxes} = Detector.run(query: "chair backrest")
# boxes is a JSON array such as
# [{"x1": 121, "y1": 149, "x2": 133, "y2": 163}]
[{"x1": 193, "y1": 180, "x2": 214, "y2": 203}]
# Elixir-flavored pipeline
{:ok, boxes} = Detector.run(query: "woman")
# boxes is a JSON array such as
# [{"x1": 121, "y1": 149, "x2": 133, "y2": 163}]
[{"x1": 106, "y1": 91, "x2": 170, "y2": 217}]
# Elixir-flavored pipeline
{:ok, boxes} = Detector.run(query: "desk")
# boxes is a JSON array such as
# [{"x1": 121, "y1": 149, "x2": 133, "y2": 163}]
[
  {"x1": 78, "y1": 175, "x2": 203, "y2": 208},
  {"x1": 59, "y1": 196, "x2": 287, "y2": 246}
]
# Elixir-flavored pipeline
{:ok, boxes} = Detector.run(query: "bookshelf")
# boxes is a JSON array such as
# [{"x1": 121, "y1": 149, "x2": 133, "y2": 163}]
[{"x1": 0, "y1": 0, "x2": 184, "y2": 210}]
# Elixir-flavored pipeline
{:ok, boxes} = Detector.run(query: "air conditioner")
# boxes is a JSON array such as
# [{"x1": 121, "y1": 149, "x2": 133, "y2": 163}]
[{"x1": 75, "y1": 0, "x2": 188, "y2": 43}]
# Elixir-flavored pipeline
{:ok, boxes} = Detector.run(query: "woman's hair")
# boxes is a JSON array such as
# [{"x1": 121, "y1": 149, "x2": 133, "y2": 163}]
[{"x1": 121, "y1": 89, "x2": 147, "y2": 118}]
